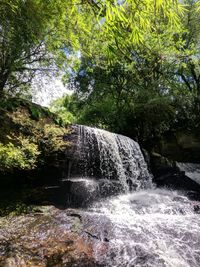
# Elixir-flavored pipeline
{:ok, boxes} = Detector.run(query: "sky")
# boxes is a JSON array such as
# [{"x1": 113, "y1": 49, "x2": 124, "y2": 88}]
[{"x1": 31, "y1": 72, "x2": 73, "y2": 107}]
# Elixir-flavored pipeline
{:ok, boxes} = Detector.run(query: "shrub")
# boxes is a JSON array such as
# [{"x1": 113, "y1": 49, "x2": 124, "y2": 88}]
[{"x1": 0, "y1": 137, "x2": 40, "y2": 172}]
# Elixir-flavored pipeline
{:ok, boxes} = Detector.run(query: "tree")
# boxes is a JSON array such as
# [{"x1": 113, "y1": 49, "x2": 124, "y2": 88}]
[
  {"x1": 0, "y1": 0, "x2": 49, "y2": 93},
  {"x1": 173, "y1": 0, "x2": 200, "y2": 95},
  {"x1": 0, "y1": 0, "x2": 192, "y2": 96},
  {"x1": 61, "y1": 0, "x2": 200, "y2": 142},
  {"x1": 0, "y1": 0, "x2": 96, "y2": 95}
]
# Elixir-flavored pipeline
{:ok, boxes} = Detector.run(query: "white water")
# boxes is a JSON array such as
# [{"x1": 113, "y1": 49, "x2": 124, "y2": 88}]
[
  {"x1": 71, "y1": 126, "x2": 200, "y2": 266},
  {"x1": 84, "y1": 189, "x2": 200, "y2": 267},
  {"x1": 76, "y1": 125, "x2": 152, "y2": 191}
]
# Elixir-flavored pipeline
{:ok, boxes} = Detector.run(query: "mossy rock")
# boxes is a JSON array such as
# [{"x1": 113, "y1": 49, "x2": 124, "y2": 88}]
[{"x1": 0, "y1": 97, "x2": 61, "y2": 123}]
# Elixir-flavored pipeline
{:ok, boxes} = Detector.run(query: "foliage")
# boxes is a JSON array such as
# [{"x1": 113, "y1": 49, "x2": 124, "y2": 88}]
[
  {"x1": 43, "y1": 124, "x2": 68, "y2": 153},
  {"x1": 0, "y1": 98, "x2": 70, "y2": 172},
  {"x1": 0, "y1": 97, "x2": 61, "y2": 124},
  {"x1": 0, "y1": 0, "x2": 48, "y2": 91},
  {"x1": 0, "y1": 199, "x2": 41, "y2": 216},
  {"x1": 1, "y1": 0, "x2": 200, "y2": 146},
  {"x1": 51, "y1": 0, "x2": 198, "y2": 145},
  {"x1": 0, "y1": 0, "x2": 96, "y2": 93},
  {"x1": 93, "y1": 0, "x2": 185, "y2": 57},
  {"x1": 50, "y1": 95, "x2": 76, "y2": 124},
  {"x1": 0, "y1": 0, "x2": 193, "y2": 93},
  {"x1": 8, "y1": 106, "x2": 68, "y2": 155},
  {"x1": 0, "y1": 202, "x2": 32, "y2": 217},
  {"x1": 0, "y1": 137, "x2": 40, "y2": 172},
  {"x1": 70, "y1": 89, "x2": 177, "y2": 142}
]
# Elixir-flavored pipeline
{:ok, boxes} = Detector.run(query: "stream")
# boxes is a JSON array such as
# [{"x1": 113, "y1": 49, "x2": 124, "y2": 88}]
[
  {"x1": 84, "y1": 189, "x2": 200, "y2": 267},
  {"x1": 0, "y1": 126, "x2": 200, "y2": 267}
]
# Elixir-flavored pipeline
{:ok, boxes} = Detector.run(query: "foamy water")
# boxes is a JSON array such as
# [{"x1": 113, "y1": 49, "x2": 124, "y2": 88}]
[{"x1": 82, "y1": 189, "x2": 200, "y2": 267}]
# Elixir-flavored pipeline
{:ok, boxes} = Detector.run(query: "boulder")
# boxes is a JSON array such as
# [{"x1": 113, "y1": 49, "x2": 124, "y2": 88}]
[
  {"x1": 0, "y1": 207, "x2": 103, "y2": 267},
  {"x1": 176, "y1": 162, "x2": 200, "y2": 185},
  {"x1": 150, "y1": 152, "x2": 200, "y2": 200}
]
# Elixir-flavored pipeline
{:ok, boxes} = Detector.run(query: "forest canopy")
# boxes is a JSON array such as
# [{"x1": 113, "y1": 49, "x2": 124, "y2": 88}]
[{"x1": 1, "y1": 0, "x2": 200, "y2": 143}]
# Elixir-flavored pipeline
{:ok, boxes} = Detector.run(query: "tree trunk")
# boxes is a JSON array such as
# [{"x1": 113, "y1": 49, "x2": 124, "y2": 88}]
[{"x1": 0, "y1": 71, "x2": 9, "y2": 97}]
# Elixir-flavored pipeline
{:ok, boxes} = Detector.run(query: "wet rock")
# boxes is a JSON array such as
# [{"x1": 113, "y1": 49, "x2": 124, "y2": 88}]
[
  {"x1": 0, "y1": 207, "x2": 101, "y2": 267},
  {"x1": 67, "y1": 213, "x2": 82, "y2": 220},
  {"x1": 61, "y1": 178, "x2": 99, "y2": 207},
  {"x1": 193, "y1": 205, "x2": 200, "y2": 214},
  {"x1": 51, "y1": 178, "x2": 125, "y2": 208},
  {"x1": 176, "y1": 162, "x2": 200, "y2": 185},
  {"x1": 150, "y1": 152, "x2": 176, "y2": 178},
  {"x1": 84, "y1": 231, "x2": 100, "y2": 241},
  {"x1": 186, "y1": 191, "x2": 200, "y2": 201},
  {"x1": 148, "y1": 131, "x2": 200, "y2": 197},
  {"x1": 150, "y1": 153, "x2": 200, "y2": 198}
]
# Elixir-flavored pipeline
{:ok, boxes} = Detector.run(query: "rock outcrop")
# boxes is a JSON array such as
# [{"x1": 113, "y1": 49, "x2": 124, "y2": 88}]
[
  {"x1": 151, "y1": 131, "x2": 200, "y2": 163},
  {"x1": 0, "y1": 206, "x2": 103, "y2": 267},
  {"x1": 150, "y1": 153, "x2": 200, "y2": 200}
]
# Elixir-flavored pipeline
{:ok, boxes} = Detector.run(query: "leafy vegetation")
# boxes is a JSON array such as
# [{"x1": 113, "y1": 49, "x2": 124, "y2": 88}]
[
  {"x1": 0, "y1": 139, "x2": 40, "y2": 172},
  {"x1": 52, "y1": 0, "x2": 200, "y2": 145},
  {"x1": 0, "y1": 0, "x2": 96, "y2": 94},
  {"x1": 1, "y1": 0, "x2": 200, "y2": 156},
  {"x1": 0, "y1": 98, "x2": 69, "y2": 173},
  {"x1": 50, "y1": 95, "x2": 77, "y2": 124},
  {"x1": 0, "y1": 0, "x2": 195, "y2": 93}
]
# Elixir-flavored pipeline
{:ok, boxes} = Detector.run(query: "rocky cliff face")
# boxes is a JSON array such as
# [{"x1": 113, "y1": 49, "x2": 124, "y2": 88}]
[
  {"x1": 149, "y1": 131, "x2": 200, "y2": 200},
  {"x1": 1, "y1": 98, "x2": 200, "y2": 212},
  {"x1": 151, "y1": 131, "x2": 200, "y2": 163}
]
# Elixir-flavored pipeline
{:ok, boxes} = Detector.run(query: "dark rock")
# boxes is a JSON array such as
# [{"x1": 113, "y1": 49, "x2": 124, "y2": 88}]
[
  {"x1": 150, "y1": 131, "x2": 200, "y2": 163},
  {"x1": 84, "y1": 231, "x2": 100, "y2": 240},
  {"x1": 57, "y1": 178, "x2": 124, "y2": 207},
  {"x1": 176, "y1": 162, "x2": 200, "y2": 185},
  {"x1": 150, "y1": 152, "x2": 200, "y2": 197},
  {"x1": 186, "y1": 191, "x2": 200, "y2": 201},
  {"x1": 193, "y1": 205, "x2": 200, "y2": 214},
  {"x1": 67, "y1": 213, "x2": 82, "y2": 220}
]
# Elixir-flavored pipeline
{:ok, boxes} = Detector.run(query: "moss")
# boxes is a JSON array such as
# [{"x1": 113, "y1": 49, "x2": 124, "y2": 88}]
[{"x1": 0, "y1": 201, "x2": 40, "y2": 217}]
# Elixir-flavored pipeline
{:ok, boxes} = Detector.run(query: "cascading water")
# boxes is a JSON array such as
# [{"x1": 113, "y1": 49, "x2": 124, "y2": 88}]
[
  {"x1": 64, "y1": 125, "x2": 200, "y2": 266},
  {"x1": 72, "y1": 125, "x2": 152, "y2": 192},
  {"x1": 0, "y1": 126, "x2": 199, "y2": 267},
  {"x1": 84, "y1": 189, "x2": 200, "y2": 267}
]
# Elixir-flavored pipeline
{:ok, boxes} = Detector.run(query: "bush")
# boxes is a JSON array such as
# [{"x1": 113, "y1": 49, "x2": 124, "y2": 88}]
[{"x1": 0, "y1": 137, "x2": 40, "y2": 172}]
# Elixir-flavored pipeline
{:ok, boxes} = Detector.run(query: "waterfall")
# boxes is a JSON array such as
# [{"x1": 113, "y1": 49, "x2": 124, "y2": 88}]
[
  {"x1": 73, "y1": 125, "x2": 152, "y2": 192},
  {"x1": 61, "y1": 126, "x2": 200, "y2": 267},
  {"x1": 1, "y1": 125, "x2": 199, "y2": 267}
]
